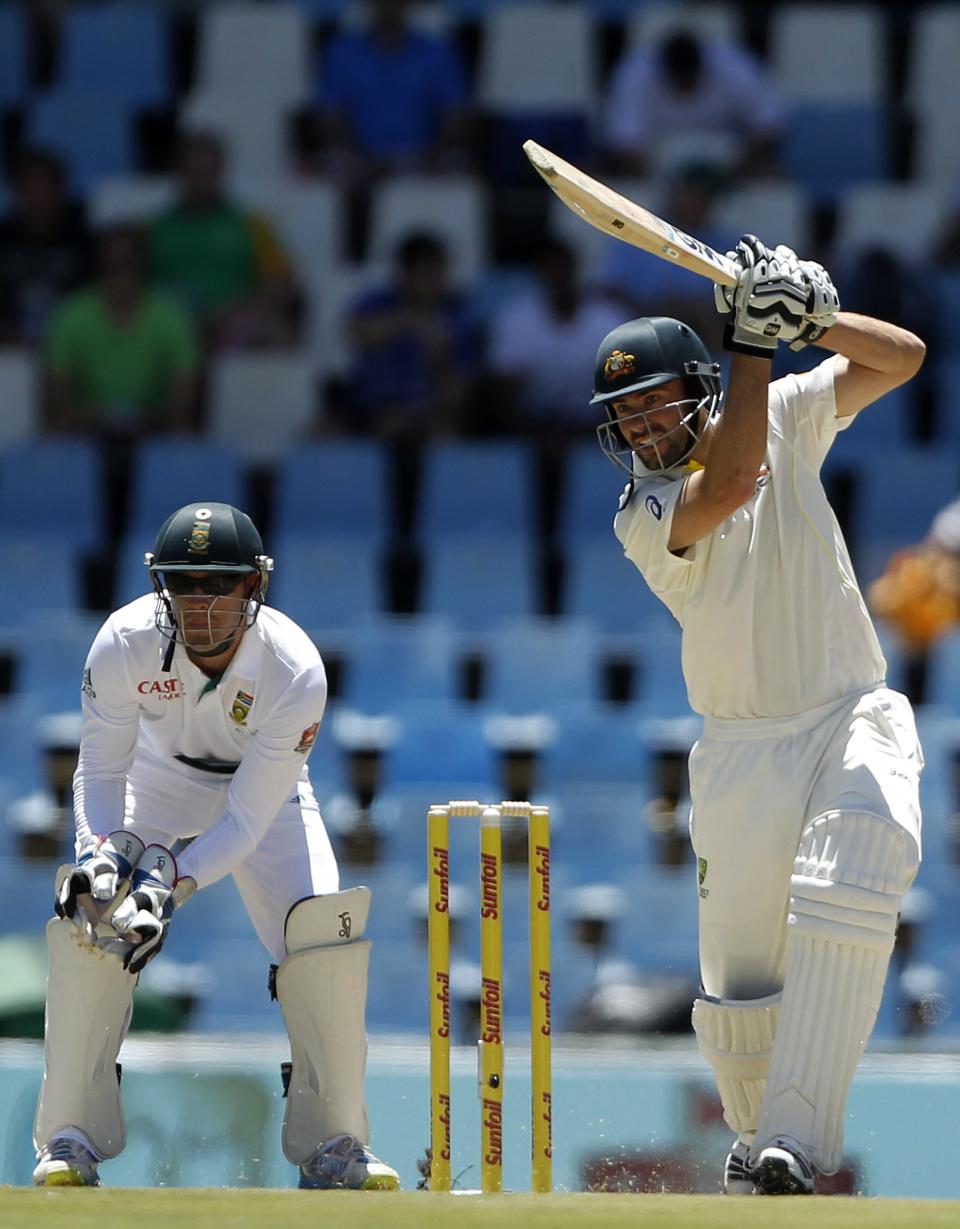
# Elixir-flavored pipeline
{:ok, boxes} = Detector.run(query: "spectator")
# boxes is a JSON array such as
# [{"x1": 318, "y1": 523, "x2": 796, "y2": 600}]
[
  {"x1": 44, "y1": 224, "x2": 198, "y2": 437},
  {"x1": 340, "y1": 231, "x2": 479, "y2": 440},
  {"x1": 487, "y1": 236, "x2": 623, "y2": 437},
  {"x1": 310, "y1": 0, "x2": 473, "y2": 188},
  {"x1": 602, "y1": 28, "x2": 785, "y2": 181},
  {"x1": 597, "y1": 162, "x2": 738, "y2": 354},
  {"x1": 0, "y1": 148, "x2": 91, "y2": 346},
  {"x1": 147, "y1": 130, "x2": 303, "y2": 350}
]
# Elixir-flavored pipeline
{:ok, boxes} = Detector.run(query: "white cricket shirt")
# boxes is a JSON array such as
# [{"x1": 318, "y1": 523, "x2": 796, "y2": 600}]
[
  {"x1": 73, "y1": 594, "x2": 327, "y2": 888},
  {"x1": 615, "y1": 358, "x2": 887, "y2": 718}
]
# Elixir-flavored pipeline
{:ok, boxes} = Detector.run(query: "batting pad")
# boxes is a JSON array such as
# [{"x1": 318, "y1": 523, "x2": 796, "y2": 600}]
[
  {"x1": 34, "y1": 917, "x2": 134, "y2": 1158},
  {"x1": 754, "y1": 810, "x2": 919, "y2": 1174},
  {"x1": 276, "y1": 889, "x2": 372, "y2": 1163},
  {"x1": 692, "y1": 992, "x2": 781, "y2": 1138}
]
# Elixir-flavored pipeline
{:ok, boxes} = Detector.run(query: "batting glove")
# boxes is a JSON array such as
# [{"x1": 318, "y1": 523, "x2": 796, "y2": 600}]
[
  {"x1": 788, "y1": 259, "x2": 840, "y2": 350},
  {"x1": 110, "y1": 844, "x2": 197, "y2": 975}
]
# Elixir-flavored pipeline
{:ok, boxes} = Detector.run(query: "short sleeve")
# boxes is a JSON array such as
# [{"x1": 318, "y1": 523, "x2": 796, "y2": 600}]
[{"x1": 614, "y1": 475, "x2": 695, "y2": 598}]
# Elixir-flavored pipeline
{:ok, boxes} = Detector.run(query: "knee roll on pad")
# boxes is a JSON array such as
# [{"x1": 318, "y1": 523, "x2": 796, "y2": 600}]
[
  {"x1": 692, "y1": 993, "x2": 781, "y2": 1137},
  {"x1": 275, "y1": 888, "x2": 373, "y2": 1163},
  {"x1": 790, "y1": 810, "x2": 920, "y2": 951},
  {"x1": 34, "y1": 918, "x2": 134, "y2": 1159}
]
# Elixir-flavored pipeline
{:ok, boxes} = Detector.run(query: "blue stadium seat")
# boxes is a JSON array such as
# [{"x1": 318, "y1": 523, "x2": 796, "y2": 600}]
[
  {"x1": 59, "y1": 4, "x2": 172, "y2": 107},
  {"x1": 482, "y1": 619, "x2": 601, "y2": 712},
  {"x1": 113, "y1": 539, "x2": 157, "y2": 609},
  {"x1": 783, "y1": 103, "x2": 892, "y2": 204},
  {"x1": 614, "y1": 868, "x2": 699, "y2": 971},
  {"x1": 0, "y1": 4, "x2": 28, "y2": 107},
  {"x1": 821, "y1": 386, "x2": 915, "y2": 476},
  {"x1": 266, "y1": 534, "x2": 384, "y2": 631},
  {"x1": 127, "y1": 438, "x2": 247, "y2": 538},
  {"x1": 540, "y1": 711, "x2": 646, "y2": 786},
  {"x1": 0, "y1": 437, "x2": 104, "y2": 552},
  {"x1": 16, "y1": 614, "x2": 105, "y2": 716},
  {"x1": 27, "y1": 91, "x2": 137, "y2": 194},
  {"x1": 419, "y1": 537, "x2": 539, "y2": 630},
  {"x1": 562, "y1": 534, "x2": 679, "y2": 634},
  {"x1": 557, "y1": 442, "x2": 625, "y2": 541},
  {"x1": 1, "y1": 539, "x2": 84, "y2": 628},
  {"x1": 924, "y1": 631, "x2": 960, "y2": 714},
  {"x1": 416, "y1": 442, "x2": 535, "y2": 540},
  {"x1": 272, "y1": 440, "x2": 389, "y2": 543},
  {"x1": 381, "y1": 707, "x2": 498, "y2": 790},
  {"x1": 631, "y1": 627, "x2": 691, "y2": 719},
  {"x1": 339, "y1": 616, "x2": 460, "y2": 712}
]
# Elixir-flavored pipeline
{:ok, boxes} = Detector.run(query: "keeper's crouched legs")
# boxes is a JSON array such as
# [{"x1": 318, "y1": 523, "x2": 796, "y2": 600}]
[
  {"x1": 272, "y1": 887, "x2": 398, "y2": 1190},
  {"x1": 33, "y1": 917, "x2": 136, "y2": 1184}
]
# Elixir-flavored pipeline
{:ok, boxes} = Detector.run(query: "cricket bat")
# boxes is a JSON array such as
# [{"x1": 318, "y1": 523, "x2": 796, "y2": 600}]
[{"x1": 523, "y1": 139, "x2": 739, "y2": 287}]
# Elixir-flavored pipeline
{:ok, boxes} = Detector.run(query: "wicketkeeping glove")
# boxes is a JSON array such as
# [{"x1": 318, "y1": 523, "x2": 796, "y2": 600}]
[
  {"x1": 55, "y1": 830, "x2": 145, "y2": 934},
  {"x1": 110, "y1": 844, "x2": 197, "y2": 975}
]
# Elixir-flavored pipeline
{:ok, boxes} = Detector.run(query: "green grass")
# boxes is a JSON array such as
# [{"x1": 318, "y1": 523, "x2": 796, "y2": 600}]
[{"x1": 2, "y1": 1189, "x2": 960, "y2": 1229}]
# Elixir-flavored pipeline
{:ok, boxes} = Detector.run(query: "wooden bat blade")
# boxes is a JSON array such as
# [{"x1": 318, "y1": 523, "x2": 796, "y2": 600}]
[{"x1": 523, "y1": 139, "x2": 738, "y2": 287}]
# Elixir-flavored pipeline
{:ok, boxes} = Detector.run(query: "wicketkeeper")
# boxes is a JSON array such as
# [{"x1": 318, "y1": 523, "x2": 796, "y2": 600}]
[
  {"x1": 590, "y1": 238, "x2": 925, "y2": 1194},
  {"x1": 32, "y1": 502, "x2": 398, "y2": 1191}
]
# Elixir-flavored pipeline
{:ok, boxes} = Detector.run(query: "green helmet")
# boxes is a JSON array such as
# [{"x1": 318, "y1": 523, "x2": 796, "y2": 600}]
[
  {"x1": 145, "y1": 502, "x2": 274, "y2": 655},
  {"x1": 591, "y1": 316, "x2": 722, "y2": 475}
]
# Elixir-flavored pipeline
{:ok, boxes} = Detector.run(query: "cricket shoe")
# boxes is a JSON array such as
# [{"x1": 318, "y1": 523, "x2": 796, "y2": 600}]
[
  {"x1": 723, "y1": 1139, "x2": 754, "y2": 1195},
  {"x1": 33, "y1": 1135, "x2": 101, "y2": 1187},
  {"x1": 298, "y1": 1134, "x2": 400, "y2": 1190},
  {"x1": 752, "y1": 1137, "x2": 815, "y2": 1195}
]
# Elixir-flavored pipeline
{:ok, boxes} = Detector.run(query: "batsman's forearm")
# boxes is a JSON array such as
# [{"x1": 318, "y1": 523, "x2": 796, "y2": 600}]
[
  {"x1": 702, "y1": 353, "x2": 771, "y2": 502},
  {"x1": 816, "y1": 312, "x2": 926, "y2": 377}
]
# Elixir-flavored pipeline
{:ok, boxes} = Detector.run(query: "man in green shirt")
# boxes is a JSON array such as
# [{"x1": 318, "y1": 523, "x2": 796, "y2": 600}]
[
  {"x1": 45, "y1": 224, "x2": 198, "y2": 435},
  {"x1": 148, "y1": 131, "x2": 301, "y2": 349}
]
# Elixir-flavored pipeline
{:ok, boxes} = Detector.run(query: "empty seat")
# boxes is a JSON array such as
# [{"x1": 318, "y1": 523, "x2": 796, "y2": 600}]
[
  {"x1": 267, "y1": 534, "x2": 384, "y2": 631},
  {"x1": 16, "y1": 614, "x2": 106, "y2": 714},
  {"x1": 624, "y1": 3, "x2": 741, "y2": 47},
  {"x1": 714, "y1": 181, "x2": 813, "y2": 250},
  {"x1": 126, "y1": 437, "x2": 247, "y2": 537},
  {"x1": 782, "y1": 103, "x2": 891, "y2": 203},
  {"x1": 562, "y1": 535, "x2": 679, "y2": 635},
  {"x1": 557, "y1": 442, "x2": 627, "y2": 541},
  {"x1": 0, "y1": 4, "x2": 28, "y2": 107},
  {"x1": 207, "y1": 352, "x2": 318, "y2": 462},
  {"x1": 366, "y1": 175, "x2": 489, "y2": 285},
  {"x1": 59, "y1": 4, "x2": 173, "y2": 107},
  {"x1": 194, "y1": 3, "x2": 311, "y2": 108},
  {"x1": 0, "y1": 350, "x2": 39, "y2": 445},
  {"x1": 419, "y1": 537, "x2": 539, "y2": 630},
  {"x1": 833, "y1": 183, "x2": 949, "y2": 264},
  {"x1": 271, "y1": 440, "x2": 389, "y2": 542},
  {"x1": 768, "y1": 5, "x2": 885, "y2": 103},
  {"x1": 924, "y1": 631, "x2": 960, "y2": 713},
  {"x1": 632, "y1": 627, "x2": 691, "y2": 719},
  {"x1": 27, "y1": 92, "x2": 136, "y2": 194},
  {"x1": 541, "y1": 711, "x2": 646, "y2": 785},
  {"x1": 477, "y1": 3, "x2": 598, "y2": 111},
  {"x1": 912, "y1": 109, "x2": 960, "y2": 189},
  {"x1": 339, "y1": 616, "x2": 460, "y2": 711},
  {"x1": 0, "y1": 437, "x2": 104, "y2": 551},
  {"x1": 381, "y1": 707, "x2": 498, "y2": 789},
  {"x1": 905, "y1": 6, "x2": 960, "y2": 123},
  {"x1": 88, "y1": 176, "x2": 174, "y2": 227},
  {"x1": 416, "y1": 441, "x2": 534, "y2": 540},
  {"x1": 482, "y1": 619, "x2": 601, "y2": 712},
  {"x1": 1, "y1": 540, "x2": 83, "y2": 629}
]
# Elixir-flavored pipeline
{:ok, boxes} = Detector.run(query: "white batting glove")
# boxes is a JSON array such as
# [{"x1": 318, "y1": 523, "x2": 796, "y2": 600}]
[
  {"x1": 55, "y1": 830, "x2": 145, "y2": 939},
  {"x1": 788, "y1": 259, "x2": 840, "y2": 350},
  {"x1": 110, "y1": 844, "x2": 197, "y2": 975},
  {"x1": 716, "y1": 235, "x2": 809, "y2": 356}
]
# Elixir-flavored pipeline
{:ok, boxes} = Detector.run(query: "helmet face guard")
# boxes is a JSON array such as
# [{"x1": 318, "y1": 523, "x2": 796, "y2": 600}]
[
  {"x1": 145, "y1": 503, "x2": 274, "y2": 655},
  {"x1": 590, "y1": 317, "x2": 723, "y2": 477}
]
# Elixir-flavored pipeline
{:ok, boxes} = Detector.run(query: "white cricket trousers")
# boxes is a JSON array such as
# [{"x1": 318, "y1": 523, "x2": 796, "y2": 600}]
[
  {"x1": 688, "y1": 685, "x2": 923, "y2": 1001},
  {"x1": 123, "y1": 767, "x2": 339, "y2": 963}
]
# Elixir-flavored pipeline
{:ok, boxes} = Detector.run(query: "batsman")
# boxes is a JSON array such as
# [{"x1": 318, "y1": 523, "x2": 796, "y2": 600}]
[
  {"x1": 32, "y1": 502, "x2": 399, "y2": 1191},
  {"x1": 590, "y1": 238, "x2": 925, "y2": 1194}
]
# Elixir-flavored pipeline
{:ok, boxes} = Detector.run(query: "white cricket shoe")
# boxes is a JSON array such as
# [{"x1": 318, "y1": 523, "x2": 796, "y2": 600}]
[
  {"x1": 753, "y1": 1137, "x2": 815, "y2": 1195},
  {"x1": 723, "y1": 1139, "x2": 754, "y2": 1195},
  {"x1": 298, "y1": 1134, "x2": 400, "y2": 1190},
  {"x1": 33, "y1": 1135, "x2": 101, "y2": 1187}
]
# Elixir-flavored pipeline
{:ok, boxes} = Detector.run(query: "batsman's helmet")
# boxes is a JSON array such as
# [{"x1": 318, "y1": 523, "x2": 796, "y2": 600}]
[{"x1": 591, "y1": 316, "x2": 722, "y2": 476}]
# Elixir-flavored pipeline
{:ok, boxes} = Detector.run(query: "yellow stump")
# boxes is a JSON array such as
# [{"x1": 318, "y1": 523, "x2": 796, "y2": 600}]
[
  {"x1": 427, "y1": 805, "x2": 452, "y2": 1193},
  {"x1": 479, "y1": 806, "x2": 504, "y2": 1193},
  {"x1": 528, "y1": 806, "x2": 553, "y2": 1192}
]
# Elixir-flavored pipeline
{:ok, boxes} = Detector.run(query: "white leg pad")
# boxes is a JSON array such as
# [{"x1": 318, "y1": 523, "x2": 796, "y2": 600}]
[
  {"x1": 276, "y1": 888, "x2": 372, "y2": 1164},
  {"x1": 755, "y1": 811, "x2": 919, "y2": 1174},
  {"x1": 693, "y1": 992, "x2": 781, "y2": 1139},
  {"x1": 34, "y1": 917, "x2": 135, "y2": 1159}
]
